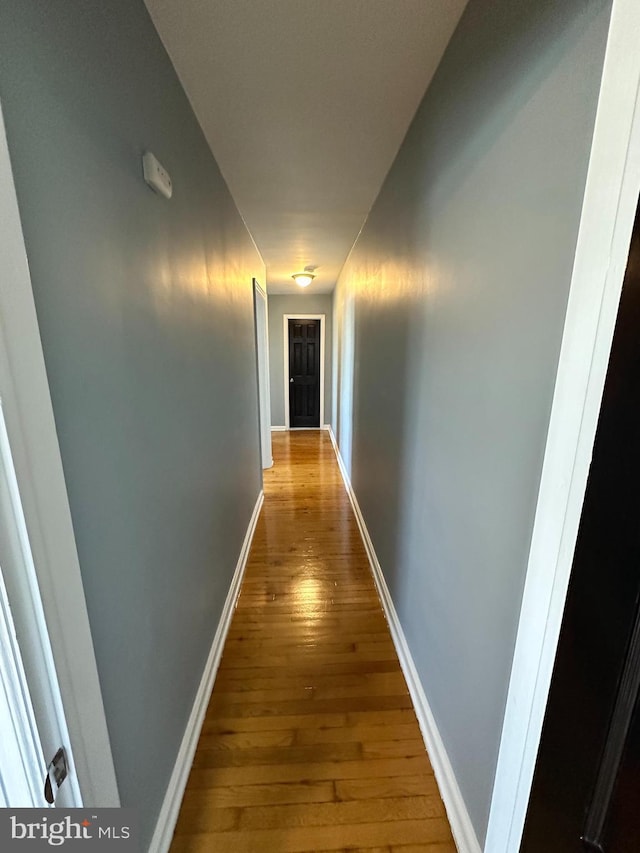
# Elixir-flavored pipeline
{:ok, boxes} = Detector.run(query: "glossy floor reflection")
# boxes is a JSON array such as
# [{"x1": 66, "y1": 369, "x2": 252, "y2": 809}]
[{"x1": 170, "y1": 430, "x2": 456, "y2": 852}]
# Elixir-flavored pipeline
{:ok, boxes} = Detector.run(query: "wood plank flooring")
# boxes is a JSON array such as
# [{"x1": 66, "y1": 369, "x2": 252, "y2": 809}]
[{"x1": 170, "y1": 430, "x2": 456, "y2": 853}]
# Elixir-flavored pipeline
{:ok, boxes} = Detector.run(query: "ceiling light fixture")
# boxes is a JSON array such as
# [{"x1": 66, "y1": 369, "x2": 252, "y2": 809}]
[{"x1": 292, "y1": 272, "x2": 315, "y2": 287}]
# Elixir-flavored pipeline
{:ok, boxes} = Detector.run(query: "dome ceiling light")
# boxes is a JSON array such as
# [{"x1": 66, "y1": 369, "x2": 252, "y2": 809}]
[
  {"x1": 292, "y1": 265, "x2": 318, "y2": 288},
  {"x1": 292, "y1": 272, "x2": 315, "y2": 287}
]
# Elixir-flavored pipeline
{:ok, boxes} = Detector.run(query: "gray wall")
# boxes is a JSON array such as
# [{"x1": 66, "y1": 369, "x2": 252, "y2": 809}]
[
  {"x1": 332, "y1": 0, "x2": 612, "y2": 842},
  {"x1": 0, "y1": 1, "x2": 263, "y2": 846},
  {"x1": 268, "y1": 293, "x2": 333, "y2": 426}
]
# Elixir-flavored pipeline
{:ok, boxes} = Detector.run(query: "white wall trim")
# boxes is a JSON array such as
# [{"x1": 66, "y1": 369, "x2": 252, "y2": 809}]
[
  {"x1": 486, "y1": 2, "x2": 640, "y2": 850},
  {"x1": 253, "y1": 280, "x2": 273, "y2": 469},
  {"x1": 148, "y1": 490, "x2": 264, "y2": 853},
  {"x1": 270, "y1": 426, "x2": 287, "y2": 432},
  {"x1": 283, "y1": 314, "x2": 325, "y2": 430},
  {"x1": 326, "y1": 426, "x2": 481, "y2": 853}
]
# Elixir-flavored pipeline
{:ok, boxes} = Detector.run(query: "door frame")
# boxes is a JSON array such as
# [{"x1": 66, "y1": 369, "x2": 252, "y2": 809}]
[
  {"x1": 253, "y1": 280, "x2": 273, "y2": 468},
  {"x1": 0, "y1": 100, "x2": 119, "y2": 807},
  {"x1": 486, "y1": 1, "x2": 640, "y2": 849},
  {"x1": 283, "y1": 314, "x2": 325, "y2": 430},
  {"x1": 0, "y1": 532, "x2": 47, "y2": 807}
]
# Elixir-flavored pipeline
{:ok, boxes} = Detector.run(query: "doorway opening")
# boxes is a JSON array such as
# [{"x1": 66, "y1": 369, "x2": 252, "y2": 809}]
[{"x1": 522, "y1": 198, "x2": 640, "y2": 853}]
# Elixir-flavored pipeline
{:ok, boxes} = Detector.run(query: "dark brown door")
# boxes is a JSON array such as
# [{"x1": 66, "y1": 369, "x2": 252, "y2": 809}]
[
  {"x1": 288, "y1": 319, "x2": 320, "y2": 428},
  {"x1": 522, "y1": 200, "x2": 640, "y2": 852}
]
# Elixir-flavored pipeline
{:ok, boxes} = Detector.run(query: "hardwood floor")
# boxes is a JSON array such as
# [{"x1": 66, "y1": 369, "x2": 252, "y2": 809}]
[{"x1": 170, "y1": 430, "x2": 456, "y2": 853}]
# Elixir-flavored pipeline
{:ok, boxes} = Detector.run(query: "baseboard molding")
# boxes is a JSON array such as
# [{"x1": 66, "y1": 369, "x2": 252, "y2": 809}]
[
  {"x1": 327, "y1": 426, "x2": 481, "y2": 853},
  {"x1": 148, "y1": 490, "x2": 264, "y2": 853},
  {"x1": 272, "y1": 426, "x2": 332, "y2": 433},
  {"x1": 325, "y1": 423, "x2": 339, "y2": 453}
]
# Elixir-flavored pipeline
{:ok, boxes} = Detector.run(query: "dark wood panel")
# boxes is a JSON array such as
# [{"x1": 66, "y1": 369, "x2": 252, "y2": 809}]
[{"x1": 288, "y1": 319, "x2": 320, "y2": 427}]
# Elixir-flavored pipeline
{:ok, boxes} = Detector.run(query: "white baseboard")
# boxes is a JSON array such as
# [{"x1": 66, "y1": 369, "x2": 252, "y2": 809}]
[
  {"x1": 325, "y1": 423, "x2": 339, "y2": 452},
  {"x1": 327, "y1": 426, "x2": 481, "y2": 853},
  {"x1": 148, "y1": 490, "x2": 264, "y2": 853},
  {"x1": 272, "y1": 426, "x2": 332, "y2": 433}
]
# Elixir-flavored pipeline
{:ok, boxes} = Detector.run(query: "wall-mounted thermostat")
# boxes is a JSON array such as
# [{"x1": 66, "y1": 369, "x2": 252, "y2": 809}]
[{"x1": 142, "y1": 151, "x2": 172, "y2": 199}]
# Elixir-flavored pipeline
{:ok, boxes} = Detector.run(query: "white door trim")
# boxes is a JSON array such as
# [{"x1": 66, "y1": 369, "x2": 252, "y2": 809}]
[
  {"x1": 283, "y1": 314, "x2": 325, "y2": 430},
  {"x1": 0, "y1": 550, "x2": 46, "y2": 807},
  {"x1": 0, "y1": 400, "x2": 82, "y2": 808},
  {"x1": 253, "y1": 280, "x2": 273, "y2": 468},
  {"x1": 0, "y1": 99, "x2": 119, "y2": 807},
  {"x1": 486, "y1": 1, "x2": 640, "y2": 849}
]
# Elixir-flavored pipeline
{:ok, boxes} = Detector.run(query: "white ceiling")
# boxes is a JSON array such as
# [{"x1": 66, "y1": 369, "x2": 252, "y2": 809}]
[{"x1": 145, "y1": 0, "x2": 467, "y2": 294}]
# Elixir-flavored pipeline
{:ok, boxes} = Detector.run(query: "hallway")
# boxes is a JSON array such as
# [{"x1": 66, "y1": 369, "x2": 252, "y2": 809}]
[{"x1": 169, "y1": 430, "x2": 456, "y2": 852}]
